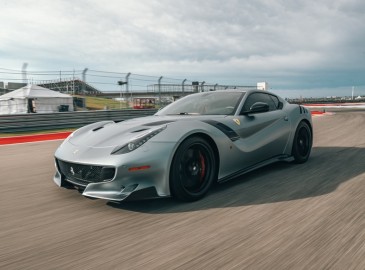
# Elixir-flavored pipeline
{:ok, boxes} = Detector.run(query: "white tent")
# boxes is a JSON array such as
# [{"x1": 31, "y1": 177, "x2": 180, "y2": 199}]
[{"x1": 0, "y1": 84, "x2": 74, "y2": 114}]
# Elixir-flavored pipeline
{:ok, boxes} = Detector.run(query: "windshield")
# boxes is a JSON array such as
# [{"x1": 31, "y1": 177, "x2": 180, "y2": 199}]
[{"x1": 156, "y1": 91, "x2": 245, "y2": 116}]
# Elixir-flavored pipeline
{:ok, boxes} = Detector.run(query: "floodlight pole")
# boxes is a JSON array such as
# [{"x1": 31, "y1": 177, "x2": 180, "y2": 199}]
[
  {"x1": 72, "y1": 69, "x2": 75, "y2": 95},
  {"x1": 118, "y1": 80, "x2": 127, "y2": 109},
  {"x1": 126, "y1": 72, "x2": 131, "y2": 92},
  {"x1": 82, "y1": 68, "x2": 88, "y2": 93},
  {"x1": 120, "y1": 83, "x2": 122, "y2": 109},
  {"x1": 126, "y1": 72, "x2": 131, "y2": 105}
]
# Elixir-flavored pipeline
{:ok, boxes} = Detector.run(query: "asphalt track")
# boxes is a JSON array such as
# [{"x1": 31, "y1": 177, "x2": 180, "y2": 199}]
[{"x1": 0, "y1": 111, "x2": 364, "y2": 270}]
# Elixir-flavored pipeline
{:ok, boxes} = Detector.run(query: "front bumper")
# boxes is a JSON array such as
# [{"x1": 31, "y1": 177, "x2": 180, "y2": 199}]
[
  {"x1": 54, "y1": 169, "x2": 143, "y2": 201},
  {"x1": 54, "y1": 140, "x2": 176, "y2": 201}
]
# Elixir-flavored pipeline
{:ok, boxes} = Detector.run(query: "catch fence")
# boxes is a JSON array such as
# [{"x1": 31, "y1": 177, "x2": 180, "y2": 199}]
[{"x1": 0, "y1": 109, "x2": 157, "y2": 133}]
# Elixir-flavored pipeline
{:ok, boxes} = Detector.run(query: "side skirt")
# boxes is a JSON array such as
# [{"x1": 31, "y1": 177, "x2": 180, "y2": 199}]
[{"x1": 218, "y1": 155, "x2": 293, "y2": 183}]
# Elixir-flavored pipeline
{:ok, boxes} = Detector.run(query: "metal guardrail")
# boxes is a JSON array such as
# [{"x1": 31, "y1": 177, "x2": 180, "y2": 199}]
[{"x1": 0, "y1": 109, "x2": 158, "y2": 133}]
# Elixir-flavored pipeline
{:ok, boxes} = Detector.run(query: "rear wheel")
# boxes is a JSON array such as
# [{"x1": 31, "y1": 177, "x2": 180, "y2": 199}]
[
  {"x1": 292, "y1": 121, "x2": 312, "y2": 164},
  {"x1": 170, "y1": 137, "x2": 216, "y2": 201}
]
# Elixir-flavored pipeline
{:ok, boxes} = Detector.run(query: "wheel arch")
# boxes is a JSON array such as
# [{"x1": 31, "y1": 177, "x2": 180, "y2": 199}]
[
  {"x1": 291, "y1": 118, "x2": 313, "y2": 163},
  {"x1": 170, "y1": 132, "x2": 220, "y2": 183},
  {"x1": 188, "y1": 132, "x2": 219, "y2": 177},
  {"x1": 300, "y1": 119, "x2": 313, "y2": 134}
]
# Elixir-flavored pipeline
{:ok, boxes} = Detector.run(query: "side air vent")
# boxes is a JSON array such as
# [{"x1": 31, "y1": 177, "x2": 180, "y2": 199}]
[{"x1": 202, "y1": 120, "x2": 240, "y2": 141}]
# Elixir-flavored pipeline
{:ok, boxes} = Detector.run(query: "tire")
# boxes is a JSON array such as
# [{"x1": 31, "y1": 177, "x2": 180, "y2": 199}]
[
  {"x1": 170, "y1": 137, "x2": 216, "y2": 201},
  {"x1": 292, "y1": 121, "x2": 312, "y2": 164}
]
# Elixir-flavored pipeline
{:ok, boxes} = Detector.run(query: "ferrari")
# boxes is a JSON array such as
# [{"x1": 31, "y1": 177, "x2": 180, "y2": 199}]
[{"x1": 54, "y1": 89, "x2": 312, "y2": 202}]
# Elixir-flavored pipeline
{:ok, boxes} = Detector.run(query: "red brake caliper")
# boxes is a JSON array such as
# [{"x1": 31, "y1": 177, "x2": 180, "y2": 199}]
[{"x1": 199, "y1": 152, "x2": 206, "y2": 182}]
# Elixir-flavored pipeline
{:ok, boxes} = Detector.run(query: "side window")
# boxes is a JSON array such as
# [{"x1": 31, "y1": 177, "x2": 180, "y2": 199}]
[
  {"x1": 241, "y1": 93, "x2": 261, "y2": 113},
  {"x1": 261, "y1": 94, "x2": 276, "y2": 111},
  {"x1": 241, "y1": 93, "x2": 277, "y2": 114},
  {"x1": 269, "y1": 95, "x2": 280, "y2": 109}
]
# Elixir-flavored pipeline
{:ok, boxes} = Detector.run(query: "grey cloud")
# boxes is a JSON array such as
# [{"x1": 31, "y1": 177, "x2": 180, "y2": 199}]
[{"x1": 0, "y1": 0, "x2": 364, "y2": 95}]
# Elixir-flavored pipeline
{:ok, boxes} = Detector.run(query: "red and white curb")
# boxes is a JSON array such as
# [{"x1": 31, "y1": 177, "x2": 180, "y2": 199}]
[{"x1": 0, "y1": 132, "x2": 71, "y2": 145}]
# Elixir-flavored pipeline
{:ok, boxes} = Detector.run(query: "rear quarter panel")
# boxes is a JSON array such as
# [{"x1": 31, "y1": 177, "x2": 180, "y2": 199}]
[{"x1": 283, "y1": 103, "x2": 313, "y2": 155}]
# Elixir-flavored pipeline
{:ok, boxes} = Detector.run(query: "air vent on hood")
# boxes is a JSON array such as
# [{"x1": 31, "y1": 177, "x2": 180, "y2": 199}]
[
  {"x1": 131, "y1": 128, "x2": 149, "y2": 133},
  {"x1": 92, "y1": 126, "x2": 104, "y2": 132},
  {"x1": 144, "y1": 120, "x2": 175, "y2": 126}
]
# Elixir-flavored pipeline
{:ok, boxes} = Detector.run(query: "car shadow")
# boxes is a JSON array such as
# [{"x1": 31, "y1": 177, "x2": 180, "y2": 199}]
[{"x1": 107, "y1": 146, "x2": 365, "y2": 213}]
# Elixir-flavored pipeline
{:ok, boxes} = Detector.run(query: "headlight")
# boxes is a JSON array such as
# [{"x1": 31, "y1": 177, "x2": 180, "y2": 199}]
[{"x1": 111, "y1": 125, "x2": 166, "y2": 155}]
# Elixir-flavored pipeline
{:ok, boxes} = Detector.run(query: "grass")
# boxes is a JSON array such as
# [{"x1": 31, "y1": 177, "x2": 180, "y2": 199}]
[{"x1": 76, "y1": 95, "x2": 130, "y2": 110}]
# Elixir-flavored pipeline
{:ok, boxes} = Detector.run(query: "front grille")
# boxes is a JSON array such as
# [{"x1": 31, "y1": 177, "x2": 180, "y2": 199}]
[{"x1": 56, "y1": 159, "x2": 116, "y2": 187}]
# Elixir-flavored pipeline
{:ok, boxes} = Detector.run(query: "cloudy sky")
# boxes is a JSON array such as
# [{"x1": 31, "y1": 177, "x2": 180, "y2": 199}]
[{"x1": 1, "y1": 0, "x2": 364, "y2": 97}]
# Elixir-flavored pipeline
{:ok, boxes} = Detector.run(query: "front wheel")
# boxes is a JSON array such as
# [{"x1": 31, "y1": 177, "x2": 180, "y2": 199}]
[
  {"x1": 292, "y1": 121, "x2": 312, "y2": 164},
  {"x1": 170, "y1": 137, "x2": 216, "y2": 201}
]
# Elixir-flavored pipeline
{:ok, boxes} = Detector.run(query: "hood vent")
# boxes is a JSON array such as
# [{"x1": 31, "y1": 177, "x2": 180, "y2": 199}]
[
  {"x1": 92, "y1": 126, "x2": 104, "y2": 132},
  {"x1": 131, "y1": 128, "x2": 149, "y2": 133},
  {"x1": 144, "y1": 120, "x2": 175, "y2": 126}
]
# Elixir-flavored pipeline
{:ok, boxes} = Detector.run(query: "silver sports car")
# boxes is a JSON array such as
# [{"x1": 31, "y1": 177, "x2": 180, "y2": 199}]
[{"x1": 54, "y1": 89, "x2": 312, "y2": 202}]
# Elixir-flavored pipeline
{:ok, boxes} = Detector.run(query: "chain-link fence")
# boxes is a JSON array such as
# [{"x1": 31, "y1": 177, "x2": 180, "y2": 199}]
[{"x1": 0, "y1": 68, "x2": 257, "y2": 112}]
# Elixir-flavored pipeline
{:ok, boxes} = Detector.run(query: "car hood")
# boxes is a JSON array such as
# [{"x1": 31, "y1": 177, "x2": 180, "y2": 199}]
[{"x1": 68, "y1": 115, "x2": 226, "y2": 148}]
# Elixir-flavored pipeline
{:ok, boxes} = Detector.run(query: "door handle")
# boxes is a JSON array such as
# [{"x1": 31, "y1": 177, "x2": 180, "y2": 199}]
[{"x1": 283, "y1": 116, "x2": 289, "y2": 121}]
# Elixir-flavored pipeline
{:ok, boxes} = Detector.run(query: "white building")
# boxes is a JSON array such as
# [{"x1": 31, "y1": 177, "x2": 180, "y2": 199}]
[{"x1": 257, "y1": 82, "x2": 269, "y2": 90}]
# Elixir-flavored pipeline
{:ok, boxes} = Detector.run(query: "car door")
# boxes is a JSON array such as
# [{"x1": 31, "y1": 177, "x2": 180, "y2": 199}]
[{"x1": 231, "y1": 92, "x2": 291, "y2": 167}]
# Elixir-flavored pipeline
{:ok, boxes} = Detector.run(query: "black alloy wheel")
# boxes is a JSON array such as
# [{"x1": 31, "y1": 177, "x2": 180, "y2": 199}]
[
  {"x1": 170, "y1": 137, "x2": 216, "y2": 201},
  {"x1": 292, "y1": 121, "x2": 312, "y2": 164}
]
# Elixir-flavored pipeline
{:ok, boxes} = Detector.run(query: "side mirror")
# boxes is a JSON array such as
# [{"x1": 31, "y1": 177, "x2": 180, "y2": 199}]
[
  {"x1": 278, "y1": 101, "x2": 283, "y2": 109},
  {"x1": 243, "y1": 102, "x2": 270, "y2": 115}
]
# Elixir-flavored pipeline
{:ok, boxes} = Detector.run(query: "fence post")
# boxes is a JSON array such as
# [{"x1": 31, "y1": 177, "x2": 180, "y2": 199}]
[
  {"x1": 182, "y1": 79, "x2": 187, "y2": 95},
  {"x1": 201, "y1": 81, "x2": 205, "y2": 92},
  {"x1": 158, "y1": 76, "x2": 163, "y2": 106},
  {"x1": 22, "y1": 63, "x2": 28, "y2": 84}
]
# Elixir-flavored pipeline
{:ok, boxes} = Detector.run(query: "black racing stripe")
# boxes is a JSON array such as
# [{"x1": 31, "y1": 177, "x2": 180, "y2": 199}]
[{"x1": 202, "y1": 120, "x2": 240, "y2": 141}]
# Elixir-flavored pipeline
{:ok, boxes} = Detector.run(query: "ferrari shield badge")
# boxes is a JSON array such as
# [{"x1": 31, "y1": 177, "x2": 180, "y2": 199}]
[{"x1": 233, "y1": 118, "x2": 240, "y2": 125}]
